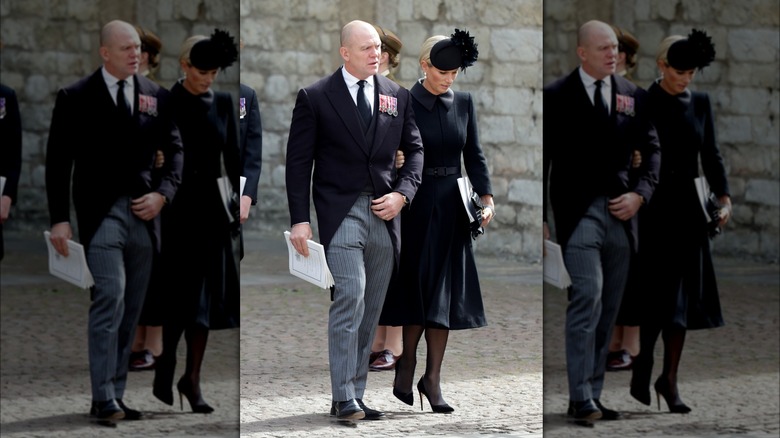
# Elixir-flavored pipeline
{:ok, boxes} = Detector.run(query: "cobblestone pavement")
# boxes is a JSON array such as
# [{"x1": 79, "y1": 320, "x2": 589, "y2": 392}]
[
  {"x1": 239, "y1": 235, "x2": 543, "y2": 438},
  {"x1": 1, "y1": 232, "x2": 240, "y2": 438},
  {"x1": 3, "y1": 231, "x2": 777, "y2": 437},
  {"x1": 1, "y1": 232, "x2": 542, "y2": 438},
  {"x1": 543, "y1": 257, "x2": 780, "y2": 438}
]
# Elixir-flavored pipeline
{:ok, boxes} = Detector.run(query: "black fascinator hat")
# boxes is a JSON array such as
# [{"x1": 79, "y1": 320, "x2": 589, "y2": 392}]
[
  {"x1": 667, "y1": 29, "x2": 716, "y2": 71},
  {"x1": 430, "y1": 28, "x2": 479, "y2": 71},
  {"x1": 190, "y1": 29, "x2": 239, "y2": 71}
]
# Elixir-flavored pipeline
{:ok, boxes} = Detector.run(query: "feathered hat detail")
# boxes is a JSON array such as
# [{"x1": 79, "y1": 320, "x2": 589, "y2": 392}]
[
  {"x1": 190, "y1": 29, "x2": 239, "y2": 71},
  {"x1": 667, "y1": 28, "x2": 716, "y2": 71},
  {"x1": 430, "y1": 28, "x2": 479, "y2": 71}
]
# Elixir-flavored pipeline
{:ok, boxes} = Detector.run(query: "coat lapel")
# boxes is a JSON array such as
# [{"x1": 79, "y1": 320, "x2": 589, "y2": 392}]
[
  {"x1": 371, "y1": 75, "x2": 394, "y2": 158},
  {"x1": 324, "y1": 69, "x2": 369, "y2": 155}
]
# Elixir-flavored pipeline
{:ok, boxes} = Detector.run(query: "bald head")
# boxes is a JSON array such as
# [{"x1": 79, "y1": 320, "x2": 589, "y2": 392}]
[
  {"x1": 576, "y1": 20, "x2": 618, "y2": 80},
  {"x1": 341, "y1": 20, "x2": 378, "y2": 47},
  {"x1": 578, "y1": 20, "x2": 616, "y2": 47},
  {"x1": 100, "y1": 20, "x2": 138, "y2": 47},
  {"x1": 99, "y1": 20, "x2": 141, "y2": 79},
  {"x1": 339, "y1": 20, "x2": 381, "y2": 80}
]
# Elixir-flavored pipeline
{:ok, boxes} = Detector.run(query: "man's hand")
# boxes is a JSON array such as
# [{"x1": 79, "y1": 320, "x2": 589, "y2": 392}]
[
  {"x1": 239, "y1": 195, "x2": 252, "y2": 224},
  {"x1": 608, "y1": 192, "x2": 643, "y2": 221},
  {"x1": 50, "y1": 222, "x2": 73, "y2": 257},
  {"x1": 131, "y1": 192, "x2": 166, "y2": 221},
  {"x1": 289, "y1": 223, "x2": 313, "y2": 257},
  {"x1": 0, "y1": 195, "x2": 11, "y2": 224},
  {"x1": 371, "y1": 192, "x2": 405, "y2": 221}
]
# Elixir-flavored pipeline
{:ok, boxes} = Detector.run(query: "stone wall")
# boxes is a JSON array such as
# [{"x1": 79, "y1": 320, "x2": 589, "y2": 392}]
[
  {"x1": 240, "y1": 0, "x2": 544, "y2": 261},
  {"x1": 0, "y1": 0, "x2": 239, "y2": 229},
  {"x1": 543, "y1": 0, "x2": 780, "y2": 261}
]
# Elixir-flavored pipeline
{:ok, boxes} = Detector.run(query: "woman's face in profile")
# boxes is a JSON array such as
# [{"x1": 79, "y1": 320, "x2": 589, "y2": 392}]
[
  {"x1": 421, "y1": 62, "x2": 458, "y2": 95},
  {"x1": 658, "y1": 61, "x2": 696, "y2": 95},
  {"x1": 181, "y1": 62, "x2": 218, "y2": 95}
]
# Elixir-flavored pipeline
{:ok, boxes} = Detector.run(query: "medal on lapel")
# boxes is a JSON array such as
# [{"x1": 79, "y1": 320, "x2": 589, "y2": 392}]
[
  {"x1": 0, "y1": 97, "x2": 6, "y2": 119},
  {"x1": 616, "y1": 94, "x2": 635, "y2": 117},
  {"x1": 239, "y1": 97, "x2": 246, "y2": 119},
  {"x1": 378, "y1": 94, "x2": 398, "y2": 117},
  {"x1": 138, "y1": 94, "x2": 158, "y2": 117}
]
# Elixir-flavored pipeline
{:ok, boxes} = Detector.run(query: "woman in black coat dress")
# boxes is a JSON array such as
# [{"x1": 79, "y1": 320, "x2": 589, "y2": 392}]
[
  {"x1": 381, "y1": 30, "x2": 495, "y2": 413},
  {"x1": 630, "y1": 30, "x2": 732, "y2": 413},
  {"x1": 152, "y1": 30, "x2": 241, "y2": 413}
]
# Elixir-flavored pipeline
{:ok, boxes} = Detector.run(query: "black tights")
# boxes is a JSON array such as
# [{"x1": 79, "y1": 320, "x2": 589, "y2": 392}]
[
  {"x1": 157, "y1": 323, "x2": 210, "y2": 399},
  {"x1": 395, "y1": 325, "x2": 450, "y2": 405},
  {"x1": 635, "y1": 322, "x2": 687, "y2": 403}
]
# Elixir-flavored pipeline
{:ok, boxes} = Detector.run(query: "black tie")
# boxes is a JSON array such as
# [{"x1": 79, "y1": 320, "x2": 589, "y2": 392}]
[
  {"x1": 116, "y1": 79, "x2": 131, "y2": 117},
  {"x1": 593, "y1": 79, "x2": 608, "y2": 118},
  {"x1": 357, "y1": 80, "x2": 372, "y2": 130}
]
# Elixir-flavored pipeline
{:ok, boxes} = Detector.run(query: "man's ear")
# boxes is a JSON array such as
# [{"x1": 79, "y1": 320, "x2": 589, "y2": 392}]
[{"x1": 576, "y1": 46, "x2": 586, "y2": 62}]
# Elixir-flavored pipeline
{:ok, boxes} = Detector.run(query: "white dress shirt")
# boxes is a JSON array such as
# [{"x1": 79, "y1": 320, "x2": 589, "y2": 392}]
[
  {"x1": 341, "y1": 66, "x2": 374, "y2": 115},
  {"x1": 101, "y1": 67, "x2": 135, "y2": 114},
  {"x1": 579, "y1": 67, "x2": 611, "y2": 115}
]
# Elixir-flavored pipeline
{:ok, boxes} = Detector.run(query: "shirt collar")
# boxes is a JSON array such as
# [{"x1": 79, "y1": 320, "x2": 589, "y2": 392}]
[
  {"x1": 341, "y1": 66, "x2": 374, "y2": 89},
  {"x1": 102, "y1": 66, "x2": 134, "y2": 89},
  {"x1": 578, "y1": 66, "x2": 611, "y2": 90}
]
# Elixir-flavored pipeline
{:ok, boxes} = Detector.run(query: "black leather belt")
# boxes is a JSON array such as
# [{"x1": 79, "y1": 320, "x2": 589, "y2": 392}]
[{"x1": 423, "y1": 166, "x2": 459, "y2": 177}]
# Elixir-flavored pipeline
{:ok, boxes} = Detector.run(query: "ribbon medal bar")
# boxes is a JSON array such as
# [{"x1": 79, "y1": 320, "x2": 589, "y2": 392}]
[{"x1": 138, "y1": 95, "x2": 158, "y2": 117}]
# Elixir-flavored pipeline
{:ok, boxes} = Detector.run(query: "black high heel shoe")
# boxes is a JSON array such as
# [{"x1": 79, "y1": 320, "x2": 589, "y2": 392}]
[
  {"x1": 152, "y1": 355, "x2": 175, "y2": 406},
  {"x1": 417, "y1": 376, "x2": 454, "y2": 413},
  {"x1": 177, "y1": 377, "x2": 214, "y2": 414},
  {"x1": 654, "y1": 377, "x2": 691, "y2": 414},
  {"x1": 629, "y1": 355, "x2": 652, "y2": 406},
  {"x1": 392, "y1": 357, "x2": 414, "y2": 406}
]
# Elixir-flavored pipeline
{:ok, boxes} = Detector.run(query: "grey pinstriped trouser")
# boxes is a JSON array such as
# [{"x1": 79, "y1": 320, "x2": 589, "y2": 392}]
[
  {"x1": 563, "y1": 196, "x2": 630, "y2": 402},
  {"x1": 86, "y1": 197, "x2": 152, "y2": 402},
  {"x1": 326, "y1": 194, "x2": 394, "y2": 401}
]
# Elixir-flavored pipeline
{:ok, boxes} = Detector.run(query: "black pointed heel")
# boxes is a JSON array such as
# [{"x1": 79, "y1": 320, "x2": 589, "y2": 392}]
[
  {"x1": 392, "y1": 357, "x2": 414, "y2": 406},
  {"x1": 417, "y1": 376, "x2": 454, "y2": 413},
  {"x1": 629, "y1": 354, "x2": 652, "y2": 406},
  {"x1": 654, "y1": 377, "x2": 691, "y2": 414},
  {"x1": 177, "y1": 377, "x2": 215, "y2": 414},
  {"x1": 152, "y1": 354, "x2": 175, "y2": 406}
]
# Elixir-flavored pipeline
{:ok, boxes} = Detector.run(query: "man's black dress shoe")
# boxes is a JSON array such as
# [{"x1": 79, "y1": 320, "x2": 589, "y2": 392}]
[
  {"x1": 330, "y1": 399, "x2": 384, "y2": 420},
  {"x1": 332, "y1": 399, "x2": 365, "y2": 421},
  {"x1": 567, "y1": 399, "x2": 602, "y2": 426},
  {"x1": 593, "y1": 399, "x2": 622, "y2": 420},
  {"x1": 90, "y1": 399, "x2": 125, "y2": 426},
  {"x1": 116, "y1": 399, "x2": 144, "y2": 420},
  {"x1": 356, "y1": 399, "x2": 385, "y2": 420}
]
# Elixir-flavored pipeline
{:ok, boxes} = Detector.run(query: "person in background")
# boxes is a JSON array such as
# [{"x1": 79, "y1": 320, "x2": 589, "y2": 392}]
[
  {"x1": 605, "y1": 24, "x2": 642, "y2": 373},
  {"x1": 238, "y1": 84, "x2": 262, "y2": 226},
  {"x1": 46, "y1": 20, "x2": 183, "y2": 426},
  {"x1": 0, "y1": 81, "x2": 22, "y2": 263},
  {"x1": 238, "y1": 37, "x2": 263, "y2": 231},
  {"x1": 630, "y1": 29, "x2": 731, "y2": 414},
  {"x1": 368, "y1": 23, "x2": 405, "y2": 373},
  {"x1": 285, "y1": 20, "x2": 423, "y2": 422},
  {"x1": 152, "y1": 30, "x2": 241, "y2": 414},
  {"x1": 381, "y1": 29, "x2": 495, "y2": 414},
  {"x1": 129, "y1": 25, "x2": 165, "y2": 373}
]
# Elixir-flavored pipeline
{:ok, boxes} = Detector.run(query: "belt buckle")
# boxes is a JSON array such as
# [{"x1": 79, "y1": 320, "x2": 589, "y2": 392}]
[{"x1": 433, "y1": 167, "x2": 440, "y2": 176}]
